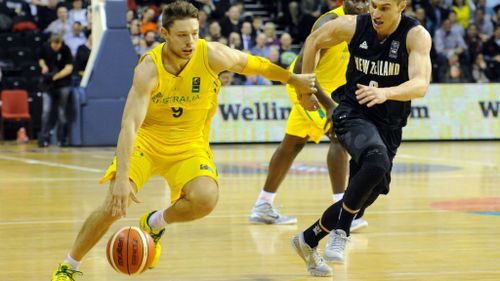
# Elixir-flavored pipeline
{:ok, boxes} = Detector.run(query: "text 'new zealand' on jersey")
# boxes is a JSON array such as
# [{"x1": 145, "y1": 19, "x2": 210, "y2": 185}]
[{"x1": 342, "y1": 13, "x2": 420, "y2": 129}]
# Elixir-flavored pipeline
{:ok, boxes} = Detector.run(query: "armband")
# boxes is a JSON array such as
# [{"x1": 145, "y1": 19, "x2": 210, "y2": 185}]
[{"x1": 241, "y1": 55, "x2": 291, "y2": 83}]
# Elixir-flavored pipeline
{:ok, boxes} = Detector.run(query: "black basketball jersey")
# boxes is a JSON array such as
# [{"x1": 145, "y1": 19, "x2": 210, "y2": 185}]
[{"x1": 340, "y1": 13, "x2": 420, "y2": 129}]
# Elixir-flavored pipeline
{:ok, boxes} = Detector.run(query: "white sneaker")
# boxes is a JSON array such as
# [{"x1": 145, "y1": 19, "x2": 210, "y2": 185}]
[
  {"x1": 324, "y1": 229, "x2": 350, "y2": 263},
  {"x1": 291, "y1": 233, "x2": 332, "y2": 277},
  {"x1": 350, "y1": 218, "x2": 368, "y2": 232},
  {"x1": 249, "y1": 203, "x2": 297, "y2": 225}
]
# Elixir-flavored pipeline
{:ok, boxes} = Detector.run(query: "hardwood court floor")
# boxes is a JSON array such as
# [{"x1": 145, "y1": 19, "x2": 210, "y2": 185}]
[{"x1": 0, "y1": 141, "x2": 499, "y2": 281}]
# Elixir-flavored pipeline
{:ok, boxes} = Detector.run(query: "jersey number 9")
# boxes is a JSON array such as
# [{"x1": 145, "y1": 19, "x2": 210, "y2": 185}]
[{"x1": 171, "y1": 107, "x2": 183, "y2": 118}]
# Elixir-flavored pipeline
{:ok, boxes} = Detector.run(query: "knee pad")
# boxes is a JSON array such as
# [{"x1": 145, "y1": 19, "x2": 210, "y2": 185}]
[{"x1": 361, "y1": 146, "x2": 391, "y2": 173}]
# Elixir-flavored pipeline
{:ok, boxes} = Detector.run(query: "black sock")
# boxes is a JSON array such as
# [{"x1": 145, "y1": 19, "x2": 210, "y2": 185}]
[
  {"x1": 303, "y1": 201, "x2": 342, "y2": 247},
  {"x1": 355, "y1": 207, "x2": 365, "y2": 219},
  {"x1": 337, "y1": 205, "x2": 357, "y2": 236}
]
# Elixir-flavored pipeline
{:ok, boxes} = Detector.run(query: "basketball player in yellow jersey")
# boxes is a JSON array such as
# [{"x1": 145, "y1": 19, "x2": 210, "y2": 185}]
[
  {"x1": 50, "y1": 1, "x2": 316, "y2": 280},
  {"x1": 249, "y1": 0, "x2": 370, "y2": 228}
]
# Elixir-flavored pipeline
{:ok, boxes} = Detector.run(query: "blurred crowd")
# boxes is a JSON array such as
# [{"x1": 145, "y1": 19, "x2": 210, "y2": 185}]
[{"x1": 0, "y1": 0, "x2": 500, "y2": 143}]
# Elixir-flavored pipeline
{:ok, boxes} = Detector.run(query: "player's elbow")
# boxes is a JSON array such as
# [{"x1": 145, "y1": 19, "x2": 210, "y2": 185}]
[{"x1": 416, "y1": 79, "x2": 430, "y2": 98}]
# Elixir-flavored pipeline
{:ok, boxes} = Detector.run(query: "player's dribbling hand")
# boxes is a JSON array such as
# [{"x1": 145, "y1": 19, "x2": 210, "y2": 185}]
[
  {"x1": 106, "y1": 179, "x2": 141, "y2": 218},
  {"x1": 289, "y1": 73, "x2": 317, "y2": 95},
  {"x1": 355, "y1": 83, "x2": 388, "y2": 107}
]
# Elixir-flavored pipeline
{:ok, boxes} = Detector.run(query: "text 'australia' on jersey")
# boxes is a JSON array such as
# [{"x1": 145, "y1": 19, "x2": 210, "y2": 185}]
[
  {"x1": 342, "y1": 14, "x2": 419, "y2": 129},
  {"x1": 137, "y1": 39, "x2": 221, "y2": 150}
]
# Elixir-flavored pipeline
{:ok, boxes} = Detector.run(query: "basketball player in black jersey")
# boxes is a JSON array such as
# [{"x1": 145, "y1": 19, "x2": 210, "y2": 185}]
[{"x1": 290, "y1": 0, "x2": 432, "y2": 276}]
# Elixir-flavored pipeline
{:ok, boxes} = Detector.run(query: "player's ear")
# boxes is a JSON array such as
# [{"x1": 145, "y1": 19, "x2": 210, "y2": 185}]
[
  {"x1": 160, "y1": 27, "x2": 169, "y2": 38},
  {"x1": 397, "y1": 0, "x2": 407, "y2": 12}
]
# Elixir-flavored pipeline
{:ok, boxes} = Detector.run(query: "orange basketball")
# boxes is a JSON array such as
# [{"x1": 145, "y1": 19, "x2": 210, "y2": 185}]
[{"x1": 106, "y1": 226, "x2": 156, "y2": 275}]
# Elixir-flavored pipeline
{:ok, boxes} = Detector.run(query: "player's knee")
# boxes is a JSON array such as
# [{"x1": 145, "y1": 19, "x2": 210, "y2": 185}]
[
  {"x1": 188, "y1": 183, "x2": 219, "y2": 217},
  {"x1": 361, "y1": 145, "x2": 391, "y2": 174}
]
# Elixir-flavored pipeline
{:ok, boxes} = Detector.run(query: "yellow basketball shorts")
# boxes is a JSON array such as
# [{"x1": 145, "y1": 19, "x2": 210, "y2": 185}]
[
  {"x1": 285, "y1": 103, "x2": 331, "y2": 143},
  {"x1": 99, "y1": 140, "x2": 218, "y2": 202}
]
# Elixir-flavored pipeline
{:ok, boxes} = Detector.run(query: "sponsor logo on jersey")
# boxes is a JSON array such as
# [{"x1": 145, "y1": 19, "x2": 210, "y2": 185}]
[
  {"x1": 192, "y1": 77, "x2": 200, "y2": 93},
  {"x1": 389, "y1": 40, "x2": 400, "y2": 59}
]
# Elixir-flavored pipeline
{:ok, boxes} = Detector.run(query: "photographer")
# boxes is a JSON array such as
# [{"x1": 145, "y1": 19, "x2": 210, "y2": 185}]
[{"x1": 38, "y1": 33, "x2": 73, "y2": 147}]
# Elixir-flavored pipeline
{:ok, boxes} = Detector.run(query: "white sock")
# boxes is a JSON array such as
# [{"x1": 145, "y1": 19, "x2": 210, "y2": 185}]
[
  {"x1": 64, "y1": 254, "x2": 81, "y2": 270},
  {"x1": 333, "y1": 192, "x2": 344, "y2": 203},
  {"x1": 147, "y1": 209, "x2": 168, "y2": 232},
  {"x1": 255, "y1": 190, "x2": 276, "y2": 206}
]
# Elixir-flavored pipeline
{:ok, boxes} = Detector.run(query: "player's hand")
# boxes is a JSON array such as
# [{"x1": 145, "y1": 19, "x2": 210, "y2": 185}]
[
  {"x1": 106, "y1": 179, "x2": 141, "y2": 218},
  {"x1": 298, "y1": 92, "x2": 320, "y2": 111},
  {"x1": 289, "y1": 73, "x2": 317, "y2": 95},
  {"x1": 324, "y1": 105, "x2": 335, "y2": 139},
  {"x1": 355, "y1": 83, "x2": 388, "y2": 107}
]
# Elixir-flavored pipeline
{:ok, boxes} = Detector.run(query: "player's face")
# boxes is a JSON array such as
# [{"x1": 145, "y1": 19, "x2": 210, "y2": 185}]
[
  {"x1": 161, "y1": 18, "x2": 199, "y2": 59},
  {"x1": 344, "y1": 0, "x2": 370, "y2": 15},
  {"x1": 369, "y1": 0, "x2": 406, "y2": 35}
]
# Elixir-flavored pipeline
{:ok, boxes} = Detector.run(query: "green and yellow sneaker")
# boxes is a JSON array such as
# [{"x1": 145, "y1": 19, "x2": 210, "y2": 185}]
[
  {"x1": 51, "y1": 263, "x2": 82, "y2": 281},
  {"x1": 139, "y1": 211, "x2": 165, "y2": 269}
]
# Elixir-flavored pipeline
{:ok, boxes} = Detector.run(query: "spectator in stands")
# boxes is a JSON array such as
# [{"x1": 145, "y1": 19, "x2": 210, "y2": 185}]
[
  {"x1": 228, "y1": 32, "x2": 242, "y2": 50},
  {"x1": 38, "y1": 33, "x2": 73, "y2": 147},
  {"x1": 73, "y1": 35, "x2": 91, "y2": 82},
  {"x1": 415, "y1": 7, "x2": 435, "y2": 34},
  {"x1": 492, "y1": 5, "x2": 500, "y2": 25},
  {"x1": 428, "y1": 0, "x2": 450, "y2": 29},
  {"x1": 207, "y1": 20, "x2": 223, "y2": 42},
  {"x1": 198, "y1": 9, "x2": 209, "y2": 38},
  {"x1": 449, "y1": 10, "x2": 466, "y2": 36},
  {"x1": 453, "y1": 0, "x2": 476, "y2": 28},
  {"x1": 240, "y1": 21, "x2": 254, "y2": 51},
  {"x1": 140, "y1": 7, "x2": 157, "y2": 34},
  {"x1": 472, "y1": 8, "x2": 494, "y2": 37},
  {"x1": 285, "y1": 1, "x2": 316, "y2": 44},
  {"x1": 434, "y1": 18, "x2": 468, "y2": 58},
  {"x1": 263, "y1": 22, "x2": 280, "y2": 49},
  {"x1": 138, "y1": 30, "x2": 160, "y2": 55},
  {"x1": 472, "y1": 53, "x2": 490, "y2": 82},
  {"x1": 0, "y1": 0, "x2": 33, "y2": 24},
  {"x1": 219, "y1": 70, "x2": 235, "y2": 86},
  {"x1": 464, "y1": 23, "x2": 485, "y2": 59},
  {"x1": 129, "y1": 18, "x2": 142, "y2": 54},
  {"x1": 301, "y1": 0, "x2": 322, "y2": 18},
  {"x1": 219, "y1": 5, "x2": 241, "y2": 38},
  {"x1": 252, "y1": 16, "x2": 264, "y2": 37},
  {"x1": 64, "y1": 21, "x2": 87, "y2": 57},
  {"x1": 45, "y1": 6, "x2": 72, "y2": 35},
  {"x1": 33, "y1": 0, "x2": 58, "y2": 30},
  {"x1": 127, "y1": 9, "x2": 137, "y2": 27},
  {"x1": 442, "y1": 62, "x2": 469, "y2": 82},
  {"x1": 69, "y1": 0, "x2": 87, "y2": 27},
  {"x1": 250, "y1": 33, "x2": 270, "y2": 58},
  {"x1": 404, "y1": 0, "x2": 417, "y2": 17},
  {"x1": 434, "y1": 18, "x2": 470, "y2": 82},
  {"x1": 482, "y1": 24, "x2": 500, "y2": 81},
  {"x1": 279, "y1": 32, "x2": 297, "y2": 69}
]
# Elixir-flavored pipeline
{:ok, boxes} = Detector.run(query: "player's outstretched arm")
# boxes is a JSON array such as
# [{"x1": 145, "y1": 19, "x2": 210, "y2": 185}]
[
  {"x1": 207, "y1": 41, "x2": 316, "y2": 93},
  {"x1": 107, "y1": 56, "x2": 156, "y2": 218},
  {"x1": 355, "y1": 26, "x2": 432, "y2": 107}
]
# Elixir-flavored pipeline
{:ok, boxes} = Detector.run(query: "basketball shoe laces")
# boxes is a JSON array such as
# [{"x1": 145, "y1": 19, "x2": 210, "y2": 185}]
[
  {"x1": 149, "y1": 228, "x2": 165, "y2": 244},
  {"x1": 54, "y1": 265, "x2": 82, "y2": 281},
  {"x1": 307, "y1": 246, "x2": 327, "y2": 268}
]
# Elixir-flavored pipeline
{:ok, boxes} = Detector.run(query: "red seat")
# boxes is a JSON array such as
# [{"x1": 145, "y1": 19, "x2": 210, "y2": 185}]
[{"x1": 1, "y1": 89, "x2": 32, "y2": 141}]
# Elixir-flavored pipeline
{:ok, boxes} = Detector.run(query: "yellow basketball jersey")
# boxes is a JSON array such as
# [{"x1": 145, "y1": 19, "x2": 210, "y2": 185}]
[
  {"x1": 287, "y1": 6, "x2": 349, "y2": 104},
  {"x1": 136, "y1": 39, "x2": 221, "y2": 154}
]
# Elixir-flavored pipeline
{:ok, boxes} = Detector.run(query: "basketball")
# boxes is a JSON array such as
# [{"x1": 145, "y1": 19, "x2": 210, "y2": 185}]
[{"x1": 106, "y1": 226, "x2": 156, "y2": 275}]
